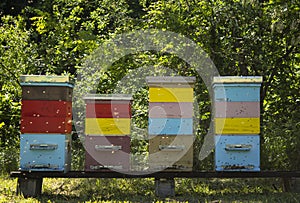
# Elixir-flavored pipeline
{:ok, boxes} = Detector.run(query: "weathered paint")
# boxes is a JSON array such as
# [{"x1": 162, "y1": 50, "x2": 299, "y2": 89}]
[
  {"x1": 21, "y1": 100, "x2": 72, "y2": 118},
  {"x1": 213, "y1": 76, "x2": 263, "y2": 84},
  {"x1": 214, "y1": 118, "x2": 260, "y2": 134},
  {"x1": 83, "y1": 94, "x2": 132, "y2": 101},
  {"x1": 84, "y1": 135, "x2": 130, "y2": 171},
  {"x1": 19, "y1": 134, "x2": 71, "y2": 172},
  {"x1": 148, "y1": 118, "x2": 193, "y2": 135},
  {"x1": 215, "y1": 135, "x2": 260, "y2": 171},
  {"x1": 214, "y1": 101, "x2": 260, "y2": 118},
  {"x1": 149, "y1": 135, "x2": 193, "y2": 171},
  {"x1": 22, "y1": 86, "x2": 73, "y2": 101},
  {"x1": 149, "y1": 102, "x2": 193, "y2": 118},
  {"x1": 85, "y1": 118, "x2": 131, "y2": 135},
  {"x1": 21, "y1": 117, "x2": 72, "y2": 134},
  {"x1": 149, "y1": 87, "x2": 194, "y2": 102},
  {"x1": 20, "y1": 75, "x2": 72, "y2": 83},
  {"x1": 146, "y1": 76, "x2": 196, "y2": 87}
]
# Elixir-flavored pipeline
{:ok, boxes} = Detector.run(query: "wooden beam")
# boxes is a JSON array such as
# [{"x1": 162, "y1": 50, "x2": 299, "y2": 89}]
[{"x1": 10, "y1": 170, "x2": 300, "y2": 179}]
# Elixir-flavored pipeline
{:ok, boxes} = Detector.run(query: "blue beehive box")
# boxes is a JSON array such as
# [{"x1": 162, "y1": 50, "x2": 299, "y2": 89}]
[
  {"x1": 148, "y1": 118, "x2": 193, "y2": 135},
  {"x1": 20, "y1": 134, "x2": 71, "y2": 172},
  {"x1": 213, "y1": 84, "x2": 261, "y2": 102},
  {"x1": 215, "y1": 135, "x2": 260, "y2": 171}
]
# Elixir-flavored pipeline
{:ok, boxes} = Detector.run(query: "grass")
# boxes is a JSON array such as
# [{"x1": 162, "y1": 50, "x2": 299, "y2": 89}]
[{"x1": 1, "y1": 174, "x2": 300, "y2": 203}]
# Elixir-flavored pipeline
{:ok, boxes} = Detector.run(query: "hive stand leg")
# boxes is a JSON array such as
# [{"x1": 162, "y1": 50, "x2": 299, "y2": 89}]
[
  {"x1": 155, "y1": 178, "x2": 175, "y2": 198},
  {"x1": 16, "y1": 177, "x2": 43, "y2": 197},
  {"x1": 289, "y1": 178, "x2": 300, "y2": 193}
]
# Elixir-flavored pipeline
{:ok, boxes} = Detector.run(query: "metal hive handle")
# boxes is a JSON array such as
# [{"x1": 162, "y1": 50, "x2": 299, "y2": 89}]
[
  {"x1": 30, "y1": 144, "x2": 58, "y2": 150},
  {"x1": 159, "y1": 145, "x2": 185, "y2": 151},
  {"x1": 94, "y1": 145, "x2": 122, "y2": 151},
  {"x1": 225, "y1": 144, "x2": 252, "y2": 151}
]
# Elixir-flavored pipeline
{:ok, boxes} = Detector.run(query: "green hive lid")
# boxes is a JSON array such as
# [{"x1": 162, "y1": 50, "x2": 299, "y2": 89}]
[
  {"x1": 146, "y1": 76, "x2": 196, "y2": 87},
  {"x1": 83, "y1": 94, "x2": 133, "y2": 101},
  {"x1": 20, "y1": 75, "x2": 73, "y2": 83},
  {"x1": 213, "y1": 76, "x2": 263, "y2": 84}
]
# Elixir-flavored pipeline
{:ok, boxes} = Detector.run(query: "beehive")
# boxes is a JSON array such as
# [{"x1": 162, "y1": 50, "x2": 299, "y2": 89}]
[
  {"x1": 20, "y1": 76, "x2": 73, "y2": 134},
  {"x1": 214, "y1": 135, "x2": 260, "y2": 171},
  {"x1": 19, "y1": 75, "x2": 73, "y2": 172},
  {"x1": 84, "y1": 94, "x2": 132, "y2": 136},
  {"x1": 83, "y1": 94, "x2": 132, "y2": 171},
  {"x1": 19, "y1": 134, "x2": 71, "y2": 172},
  {"x1": 213, "y1": 76, "x2": 262, "y2": 171},
  {"x1": 84, "y1": 135, "x2": 130, "y2": 171},
  {"x1": 148, "y1": 135, "x2": 193, "y2": 171},
  {"x1": 146, "y1": 76, "x2": 195, "y2": 171}
]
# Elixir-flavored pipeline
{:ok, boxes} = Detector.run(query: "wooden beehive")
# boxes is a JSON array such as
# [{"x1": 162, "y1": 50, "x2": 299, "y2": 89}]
[
  {"x1": 146, "y1": 76, "x2": 195, "y2": 171},
  {"x1": 19, "y1": 134, "x2": 71, "y2": 172},
  {"x1": 84, "y1": 135, "x2": 130, "y2": 171},
  {"x1": 214, "y1": 135, "x2": 260, "y2": 171},
  {"x1": 21, "y1": 84, "x2": 73, "y2": 101},
  {"x1": 213, "y1": 76, "x2": 262, "y2": 171},
  {"x1": 148, "y1": 118, "x2": 193, "y2": 135},
  {"x1": 21, "y1": 100, "x2": 72, "y2": 118},
  {"x1": 19, "y1": 75, "x2": 74, "y2": 173},
  {"x1": 148, "y1": 135, "x2": 193, "y2": 171},
  {"x1": 84, "y1": 94, "x2": 132, "y2": 136},
  {"x1": 149, "y1": 102, "x2": 193, "y2": 118}
]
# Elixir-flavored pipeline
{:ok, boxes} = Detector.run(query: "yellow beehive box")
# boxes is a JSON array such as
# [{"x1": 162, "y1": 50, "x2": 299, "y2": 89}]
[
  {"x1": 149, "y1": 87, "x2": 194, "y2": 102},
  {"x1": 215, "y1": 118, "x2": 260, "y2": 134},
  {"x1": 85, "y1": 118, "x2": 131, "y2": 135},
  {"x1": 146, "y1": 76, "x2": 195, "y2": 102}
]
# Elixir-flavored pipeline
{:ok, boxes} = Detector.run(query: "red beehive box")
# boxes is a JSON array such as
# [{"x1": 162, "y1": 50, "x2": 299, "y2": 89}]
[
  {"x1": 84, "y1": 135, "x2": 130, "y2": 171},
  {"x1": 21, "y1": 100, "x2": 72, "y2": 118},
  {"x1": 20, "y1": 100, "x2": 72, "y2": 134},
  {"x1": 20, "y1": 117, "x2": 72, "y2": 134},
  {"x1": 84, "y1": 95, "x2": 132, "y2": 118}
]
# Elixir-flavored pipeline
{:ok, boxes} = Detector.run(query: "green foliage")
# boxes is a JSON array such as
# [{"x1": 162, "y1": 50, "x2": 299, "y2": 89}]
[{"x1": 0, "y1": 15, "x2": 35, "y2": 173}]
